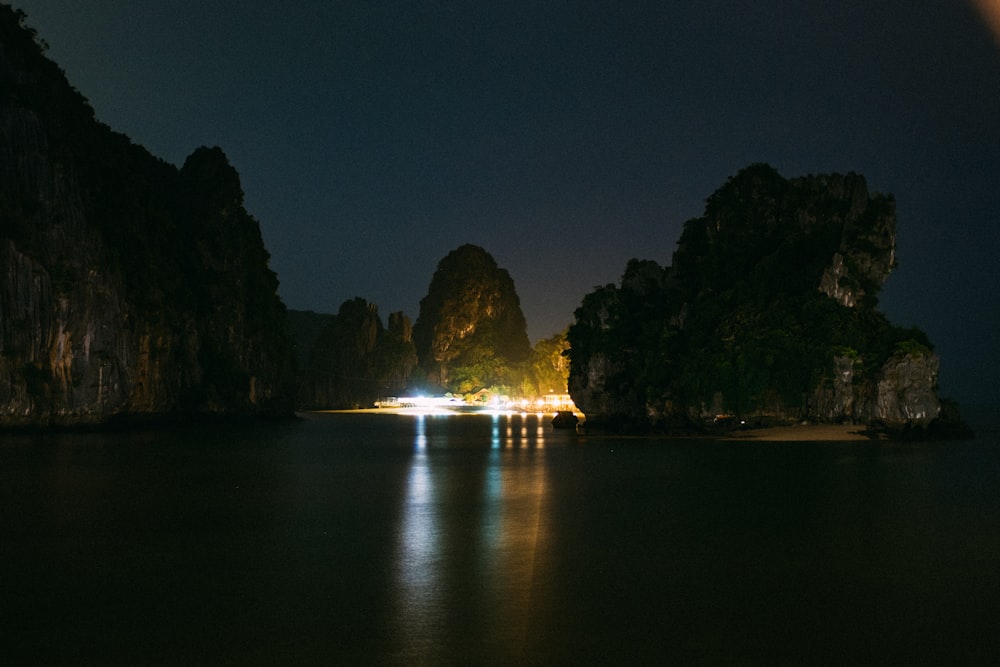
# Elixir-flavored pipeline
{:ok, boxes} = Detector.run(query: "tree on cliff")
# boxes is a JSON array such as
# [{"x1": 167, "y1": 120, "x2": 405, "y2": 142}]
[
  {"x1": 528, "y1": 331, "x2": 571, "y2": 396},
  {"x1": 412, "y1": 244, "x2": 531, "y2": 393},
  {"x1": 567, "y1": 164, "x2": 953, "y2": 434}
]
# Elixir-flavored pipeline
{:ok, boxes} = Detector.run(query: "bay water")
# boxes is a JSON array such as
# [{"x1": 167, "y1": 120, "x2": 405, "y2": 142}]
[{"x1": 3, "y1": 409, "x2": 999, "y2": 665}]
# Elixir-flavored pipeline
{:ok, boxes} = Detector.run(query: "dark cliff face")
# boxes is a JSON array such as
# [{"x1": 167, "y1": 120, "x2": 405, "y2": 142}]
[
  {"x1": 296, "y1": 300, "x2": 417, "y2": 410},
  {"x1": 0, "y1": 7, "x2": 296, "y2": 426},
  {"x1": 567, "y1": 164, "x2": 957, "y2": 434},
  {"x1": 412, "y1": 244, "x2": 531, "y2": 391}
]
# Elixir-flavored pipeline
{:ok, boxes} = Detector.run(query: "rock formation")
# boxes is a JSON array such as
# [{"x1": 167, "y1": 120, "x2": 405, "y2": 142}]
[
  {"x1": 412, "y1": 244, "x2": 531, "y2": 392},
  {"x1": 0, "y1": 6, "x2": 296, "y2": 427},
  {"x1": 297, "y1": 300, "x2": 417, "y2": 409},
  {"x1": 567, "y1": 164, "x2": 966, "y2": 436}
]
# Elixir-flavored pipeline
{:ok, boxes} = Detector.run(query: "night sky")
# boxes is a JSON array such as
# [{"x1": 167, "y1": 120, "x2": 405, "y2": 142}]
[{"x1": 12, "y1": 1, "x2": 1000, "y2": 406}]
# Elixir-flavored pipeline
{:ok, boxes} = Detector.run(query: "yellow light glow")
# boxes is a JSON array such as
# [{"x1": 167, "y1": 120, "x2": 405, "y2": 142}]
[{"x1": 971, "y1": 0, "x2": 1000, "y2": 46}]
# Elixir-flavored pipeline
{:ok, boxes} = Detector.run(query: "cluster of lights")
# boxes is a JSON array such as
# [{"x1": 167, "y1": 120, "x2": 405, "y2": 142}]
[{"x1": 375, "y1": 394, "x2": 578, "y2": 416}]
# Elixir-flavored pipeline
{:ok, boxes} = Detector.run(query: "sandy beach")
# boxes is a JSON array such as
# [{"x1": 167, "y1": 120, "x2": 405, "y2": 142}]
[
  {"x1": 310, "y1": 409, "x2": 883, "y2": 441},
  {"x1": 724, "y1": 423, "x2": 881, "y2": 441}
]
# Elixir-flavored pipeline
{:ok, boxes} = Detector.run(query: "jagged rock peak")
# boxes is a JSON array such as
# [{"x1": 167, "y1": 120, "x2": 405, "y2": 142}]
[
  {"x1": 567, "y1": 164, "x2": 962, "y2": 437},
  {"x1": 0, "y1": 6, "x2": 296, "y2": 427},
  {"x1": 413, "y1": 244, "x2": 530, "y2": 390},
  {"x1": 672, "y1": 163, "x2": 896, "y2": 308}
]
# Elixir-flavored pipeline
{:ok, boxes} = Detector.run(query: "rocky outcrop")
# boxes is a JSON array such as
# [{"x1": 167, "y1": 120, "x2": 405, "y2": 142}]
[
  {"x1": 567, "y1": 164, "x2": 964, "y2": 436},
  {"x1": 568, "y1": 352, "x2": 635, "y2": 424},
  {"x1": 0, "y1": 7, "x2": 296, "y2": 427},
  {"x1": 412, "y1": 244, "x2": 531, "y2": 391},
  {"x1": 874, "y1": 351, "x2": 940, "y2": 427},
  {"x1": 297, "y1": 299, "x2": 417, "y2": 410},
  {"x1": 810, "y1": 354, "x2": 860, "y2": 422},
  {"x1": 810, "y1": 351, "x2": 941, "y2": 429},
  {"x1": 812, "y1": 173, "x2": 896, "y2": 307}
]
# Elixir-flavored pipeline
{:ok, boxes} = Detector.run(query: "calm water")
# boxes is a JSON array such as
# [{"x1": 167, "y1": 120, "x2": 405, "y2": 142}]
[{"x1": 3, "y1": 410, "x2": 1000, "y2": 665}]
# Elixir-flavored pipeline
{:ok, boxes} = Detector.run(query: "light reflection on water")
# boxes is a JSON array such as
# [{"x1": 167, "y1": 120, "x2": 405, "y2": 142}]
[
  {"x1": 395, "y1": 433, "x2": 438, "y2": 656},
  {"x1": 4, "y1": 412, "x2": 1000, "y2": 664},
  {"x1": 392, "y1": 413, "x2": 551, "y2": 663}
]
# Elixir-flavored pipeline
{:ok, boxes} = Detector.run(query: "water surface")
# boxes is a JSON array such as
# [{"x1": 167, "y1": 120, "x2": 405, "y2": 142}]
[{"x1": 3, "y1": 410, "x2": 999, "y2": 664}]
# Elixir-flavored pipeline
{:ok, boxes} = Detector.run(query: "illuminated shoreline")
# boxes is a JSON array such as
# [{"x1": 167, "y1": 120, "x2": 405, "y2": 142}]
[
  {"x1": 309, "y1": 406, "x2": 575, "y2": 417},
  {"x1": 302, "y1": 409, "x2": 879, "y2": 441}
]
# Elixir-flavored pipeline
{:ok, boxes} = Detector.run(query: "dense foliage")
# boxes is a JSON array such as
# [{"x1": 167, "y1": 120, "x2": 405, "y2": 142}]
[
  {"x1": 567, "y1": 164, "x2": 933, "y2": 429},
  {"x1": 292, "y1": 247, "x2": 571, "y2": 407},
  {"x1": 528, "y1": 331, "x2": 571, "y2": 396},
  {"x1": 413, "y1": 244, "x2": 532, "y2": 393}
]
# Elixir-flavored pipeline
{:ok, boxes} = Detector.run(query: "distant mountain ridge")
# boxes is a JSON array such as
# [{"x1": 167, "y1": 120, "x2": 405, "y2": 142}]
[
  {"x1": 0, "y1": 6, "x2": 296, "y2": 426},
  {"x1": 294, "y1": 299, "x2": 417, "y2": 410},
  {"x1": 291, "y1": 244, "x2": 534, "y2": 409},
  {"x1": 3, "y1": 5, "x2": 965, "y2": 434}
]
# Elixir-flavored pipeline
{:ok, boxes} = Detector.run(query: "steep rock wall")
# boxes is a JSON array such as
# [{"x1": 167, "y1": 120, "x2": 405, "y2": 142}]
[
  {"x1": 412, "y1": 244, "x2": 530, "y2": 390},
  {"x1": 0, "y1": 7, "x2": 295, "y2": 427},
  {"x1": 809, "y1": 352, "x2": 939, "y2": 427},
  {"x1": 567, "y1": 164, "x2": 960, "y2": 435}
]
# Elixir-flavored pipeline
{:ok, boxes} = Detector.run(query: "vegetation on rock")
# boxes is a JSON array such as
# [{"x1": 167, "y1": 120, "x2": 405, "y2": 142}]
[
  {"x1": 9, "y1": 6, "x2": 960, "y2": 433},
  {"x1": 0, "y1": 6, "x2": 297, "y2": 425},
  {"x1": 412, "y1": 244, "x2": 532, "y2": 394},
  {"x1": 528, "y1": 331, "x2": 571, "y2": 396},
  {"x1": 291, "y1": 245, "x2": 571, "y2": 408},
  {"x1": 567, "y1": 164, "x2": 963, "y2": 435}
]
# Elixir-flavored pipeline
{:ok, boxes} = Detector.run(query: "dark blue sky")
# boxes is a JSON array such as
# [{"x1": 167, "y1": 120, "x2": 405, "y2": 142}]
[{"x1": 13, "y1": 1, "x2": 1000, "y2": 406}]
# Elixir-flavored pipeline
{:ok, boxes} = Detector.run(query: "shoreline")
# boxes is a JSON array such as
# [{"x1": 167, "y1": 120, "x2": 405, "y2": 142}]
[
  {"x1": 722, "y1": 423, "x2": 882, "y2": 442},
  {"x1": 307, "y1": 409, "x2": 882, "y2": 441}
]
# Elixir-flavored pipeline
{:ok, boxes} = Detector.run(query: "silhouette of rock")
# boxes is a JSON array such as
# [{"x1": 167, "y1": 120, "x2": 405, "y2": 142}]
[
  {"x1": 413, "y1": 244, "x2": 530, "y2": 391},
  {"x1": 0, "y1": 7, "x2": 296, "y2": 426},
  {"x1": 567, "y1": 164, "x2": 967, "y2": 437}
]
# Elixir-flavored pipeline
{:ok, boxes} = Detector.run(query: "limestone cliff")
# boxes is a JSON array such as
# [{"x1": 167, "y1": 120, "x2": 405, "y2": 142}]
[
  {"x1": 297, "y1": 300, "x2": 417, "y2": 410},
  {"x1": 412, "y1": 244, "x2": 531, "y2": 392},
  {"x1": 567, "y1": 164, "x2": 966, "y2": 436},
  {"x1": 0, "y1": 6, "x2": 296, "y2": 427}
]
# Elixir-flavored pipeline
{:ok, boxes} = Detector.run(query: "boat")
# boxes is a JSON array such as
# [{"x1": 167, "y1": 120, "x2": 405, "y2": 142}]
[{"x1": 551, "y1": 411, "x2": 579, "y2": 429}]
